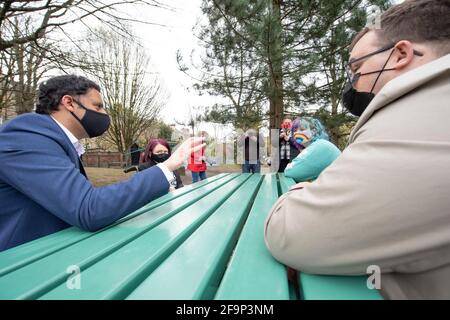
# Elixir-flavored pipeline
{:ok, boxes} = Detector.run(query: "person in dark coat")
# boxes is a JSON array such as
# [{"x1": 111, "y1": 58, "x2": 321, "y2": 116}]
[
  {"x1": 130, "y1": 142, "x2": 141, "y2": 166},
  {"x1": 238, "y1": 128, "x2": 265, "y2": 173}
]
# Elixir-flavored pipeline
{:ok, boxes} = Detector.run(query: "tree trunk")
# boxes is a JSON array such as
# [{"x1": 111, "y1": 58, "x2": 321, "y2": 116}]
[{"x1": 268, "y1": 0, "x2": 284, "y2": 130}]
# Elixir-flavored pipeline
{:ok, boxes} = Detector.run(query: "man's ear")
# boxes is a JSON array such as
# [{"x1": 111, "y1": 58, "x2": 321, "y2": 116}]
[
  {"x1": 393, "y1": 40, "x2": 415, "y2": 70},
  {"x1": 60, "y1": 95, "x2": 76, "y2": 112}
]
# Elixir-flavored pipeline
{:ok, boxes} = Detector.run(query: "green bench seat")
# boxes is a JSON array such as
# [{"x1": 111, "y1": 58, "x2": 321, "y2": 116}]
[
  {"x1": 127, "y1": 174, "x2": 264, "y2": 299},
  {"x1": 0, "y1": 173, "x2": 383, "y2": 300},
  {"x1": 299, "y1": 273, "x2": 383, "y2": 300},
  {"x1": 215, "y1": 174, "x2": 291, "y2": 300}
]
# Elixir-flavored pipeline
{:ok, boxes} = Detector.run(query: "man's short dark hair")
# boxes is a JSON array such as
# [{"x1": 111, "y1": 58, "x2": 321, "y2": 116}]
[
  {"x1": 35, "y1": 75, "x2": 101, "y2": 114},
  {"x1": 351, "y1": 0, "x2": 450, "y2": 56}
]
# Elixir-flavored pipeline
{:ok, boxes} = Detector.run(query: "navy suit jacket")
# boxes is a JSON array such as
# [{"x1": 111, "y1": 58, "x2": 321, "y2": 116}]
[{"x1": 0, "y1": 113, "x2": 169, "y2": 251}]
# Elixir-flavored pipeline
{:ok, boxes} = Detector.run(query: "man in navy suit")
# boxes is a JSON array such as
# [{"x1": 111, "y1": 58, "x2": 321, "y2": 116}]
[{"x1": 0, "y1": 75, "x2": 204, "y2": 251}]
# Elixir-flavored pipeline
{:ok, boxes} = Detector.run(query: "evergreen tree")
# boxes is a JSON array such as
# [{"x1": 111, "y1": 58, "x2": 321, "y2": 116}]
[{"x1": 184, "y1": 0, "x2": 392, "y2": 147}]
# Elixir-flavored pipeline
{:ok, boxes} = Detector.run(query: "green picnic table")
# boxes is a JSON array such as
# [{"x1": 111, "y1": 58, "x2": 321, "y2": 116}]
[{"x1": 0, "y1": 173, "x2": 382, "y2": 300}]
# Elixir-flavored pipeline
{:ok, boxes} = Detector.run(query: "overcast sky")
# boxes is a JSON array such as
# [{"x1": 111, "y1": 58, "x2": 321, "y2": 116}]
[{"x1": 126, "y1": 0, "x2": 213, "y2": 126}]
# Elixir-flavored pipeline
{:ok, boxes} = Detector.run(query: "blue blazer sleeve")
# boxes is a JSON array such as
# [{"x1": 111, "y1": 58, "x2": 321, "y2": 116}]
[
  {"x1": 0, "y1": 132, "x2": 169, "y2": 232},
  {"x1": 284, "y1": 139, "x2": 341, "y2": 182}
]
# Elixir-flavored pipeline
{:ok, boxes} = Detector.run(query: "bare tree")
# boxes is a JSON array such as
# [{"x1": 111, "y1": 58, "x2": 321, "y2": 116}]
[
  {"x1": 174, "y1": 106, "x2": 207, "y2": 137},
  {"x1": 0, "y1": 0, "x2": 172, "y2": 120},
  {"x1": 12, "y1": 17, "x2": 52, "y2": 114},
  {"x1": 0, "y1": 47, "x2": 15, "y2": 120},
  {"x1": 0, "y1": 0, "x2": 171, "y2": 52},
  {"x1": 0, "y1": 16, "x2": 51, "y2": 118},
  {"x1": 79, "y1": 27, "x2": 167, "y2": 156}
]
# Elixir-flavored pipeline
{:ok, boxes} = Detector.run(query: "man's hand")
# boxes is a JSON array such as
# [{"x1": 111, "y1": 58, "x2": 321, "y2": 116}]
[
  {"x1": 164, "y1": 137, "x2": 206, "y2": 172},
  {"x1": 280, "y1": 132, "x2": 286, "y2": 139}
]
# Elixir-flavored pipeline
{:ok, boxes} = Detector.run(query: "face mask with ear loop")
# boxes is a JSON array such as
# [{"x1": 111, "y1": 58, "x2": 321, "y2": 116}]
[
  {"x1": 293, "y1": 130, "x2": 313, "y2": 148},
  {"x1": 70, "y1": 99, "x2": 111, "y2": 138},
  {"x1": 342, "y1": 46, "x2": 397, "y2": 116},
  {"x1": 151, "y1": 153, "x2": 170, "y2": 163}
]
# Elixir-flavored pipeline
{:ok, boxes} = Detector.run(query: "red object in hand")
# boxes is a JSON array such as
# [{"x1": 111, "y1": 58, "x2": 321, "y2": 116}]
[{"x1": 188, "y1": 145, "x2": 206, "y2": 172}]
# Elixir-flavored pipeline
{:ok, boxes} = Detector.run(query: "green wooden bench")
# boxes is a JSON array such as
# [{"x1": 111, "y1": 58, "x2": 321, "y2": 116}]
[{"x1": 0, "y1": 173, "x2": 382, "y2": 300}]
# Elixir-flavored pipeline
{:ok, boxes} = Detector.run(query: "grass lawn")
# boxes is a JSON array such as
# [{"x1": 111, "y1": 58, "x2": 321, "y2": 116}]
[
  {"x1": 85, "y1": 164, "x2": 246, "y2": 187},
  {"x1": 85, "y1": 167, "x2": 134, "y2": 187}
]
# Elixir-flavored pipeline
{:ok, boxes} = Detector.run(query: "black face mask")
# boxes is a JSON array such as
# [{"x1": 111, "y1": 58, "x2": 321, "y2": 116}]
[
  {"x1": 151, "y1": 153, "x2": 170, "y2": 163},
  {"x1": 71, "y1": 99, "x2": 110, "y2": 138},
  {"x1": 342, "y1": 47, "x2": 396, "y2": 117},
  {"x1": 342, "y1": 79, "x2": 377, "y2": 117}
]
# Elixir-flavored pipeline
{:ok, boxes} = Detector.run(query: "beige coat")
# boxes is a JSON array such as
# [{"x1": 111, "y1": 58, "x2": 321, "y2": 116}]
[{"x1": 264, "y1": 53, "x2": 450, "y2": 299}]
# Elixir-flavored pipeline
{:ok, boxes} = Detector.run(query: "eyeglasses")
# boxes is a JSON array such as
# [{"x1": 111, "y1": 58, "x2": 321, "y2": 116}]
[
  {"x1": 346, "y1": 43, "x2": 424, "y2": 83},
  {"x1": 348, "y1": 44, "x2": 395, "y2": 67}
]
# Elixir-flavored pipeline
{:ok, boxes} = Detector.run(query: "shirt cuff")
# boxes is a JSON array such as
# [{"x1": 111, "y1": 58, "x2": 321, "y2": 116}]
[{"x1": 156, "y1": 163, "x2": 175, "y2": 184}]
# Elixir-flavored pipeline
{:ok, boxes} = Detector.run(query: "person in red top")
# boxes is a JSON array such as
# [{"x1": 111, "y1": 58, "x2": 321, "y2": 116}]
[{"x1": 187, "y1": 131, "x2": 207, "y2": 183}]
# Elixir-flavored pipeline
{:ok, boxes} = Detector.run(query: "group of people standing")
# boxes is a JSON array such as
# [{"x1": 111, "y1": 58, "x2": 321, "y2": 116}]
[
  {"x1": 130, "y1": 131, "x2": 208, "y2": 189},
  {"x1": 135, "y1": 116, "x2": 340, "y2": 186},
  {"x1": 237, "y1": 116, "x2": 341, "y2": 183}
]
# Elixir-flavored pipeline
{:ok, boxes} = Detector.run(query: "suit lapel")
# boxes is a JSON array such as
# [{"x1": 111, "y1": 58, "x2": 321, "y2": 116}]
[
  {"x1": 78, "y1": 157, "x2": 88, "y2": 179},
  {"x1": 47, "y1": 116, "x2": 88, "y2": 179}
]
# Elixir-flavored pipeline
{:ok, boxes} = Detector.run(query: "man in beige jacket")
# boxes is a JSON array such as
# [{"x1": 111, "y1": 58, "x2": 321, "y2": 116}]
[{"x1": 264, "y1": 0, "x2": 450, "y2": 299}]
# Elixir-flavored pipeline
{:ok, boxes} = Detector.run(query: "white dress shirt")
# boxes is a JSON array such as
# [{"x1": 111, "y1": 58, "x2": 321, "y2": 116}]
[
  {"x1": 156, "y1": 163, "x2": 177, "y2": 188},
  {"x1": 51, "y1": 116, "x2": 85, "y2": 157}
]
